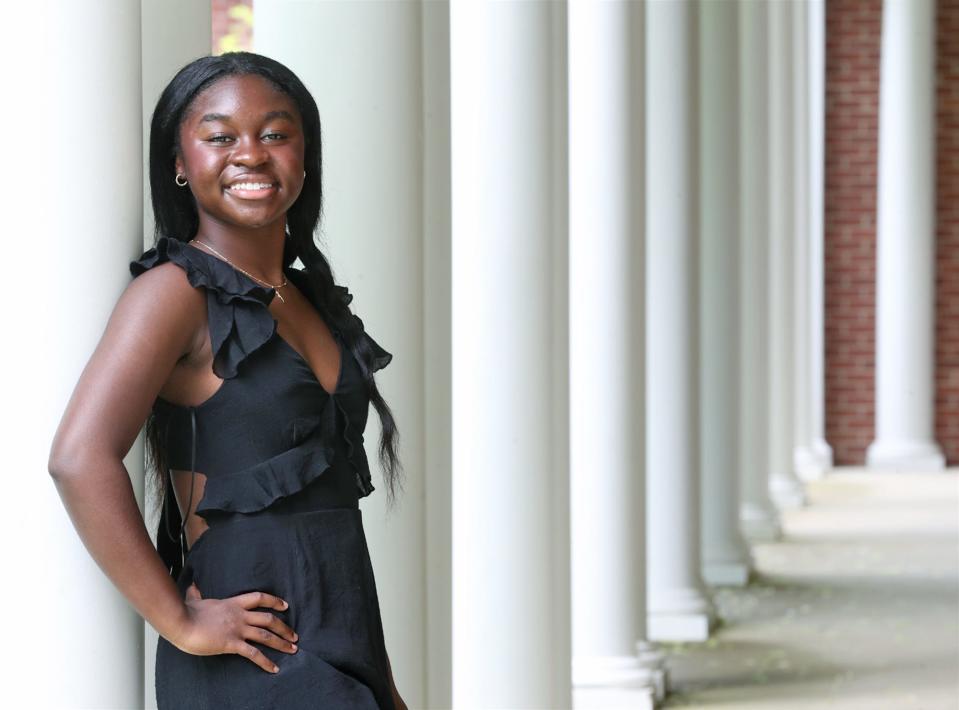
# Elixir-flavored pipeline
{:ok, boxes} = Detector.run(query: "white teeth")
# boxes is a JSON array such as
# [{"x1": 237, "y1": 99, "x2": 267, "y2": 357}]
[{"x1": 229, "y1": 182, "x2": 275, "y2": 190}]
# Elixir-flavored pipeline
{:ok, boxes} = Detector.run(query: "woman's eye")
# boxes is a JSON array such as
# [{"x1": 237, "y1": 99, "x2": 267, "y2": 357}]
[{"x1": 206, "y1": 133, "x2": 284, "y2": 143}]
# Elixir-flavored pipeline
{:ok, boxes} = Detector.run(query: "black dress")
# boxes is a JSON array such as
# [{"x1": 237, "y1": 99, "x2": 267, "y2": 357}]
[{"x1": 129, "y1": 235, "x2": 396, "y2": 709}]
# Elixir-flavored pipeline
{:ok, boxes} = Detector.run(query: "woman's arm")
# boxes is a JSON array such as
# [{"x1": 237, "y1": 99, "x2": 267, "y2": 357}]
[{"x1": 48, "y1": 261, "x2": 204, "y2": 646}]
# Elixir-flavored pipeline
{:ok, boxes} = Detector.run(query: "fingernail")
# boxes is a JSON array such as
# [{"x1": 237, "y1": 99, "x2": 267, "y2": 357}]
[
  {"x1": 282, "y1": 600, "x2": 289, "y2": 609},
  {"x1": 293, "y1": 632, "x2": 298, "y2": 641},
  {"x1": 273, "y1": 665, "x2": 279, "y2": 673},
  {"x1": 291, "y1": 644, "x2": 298, "y2": 651}
]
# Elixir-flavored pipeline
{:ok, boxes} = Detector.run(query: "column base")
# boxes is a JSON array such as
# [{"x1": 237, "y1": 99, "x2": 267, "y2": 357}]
[
  {"x1": 573, "y1": 653, "x2": 658, "y2": 710},
  {"x1": 702, "y1": 559, "x2": 751, "y2": 587},
  {"x1": 866, "y1": 439, "x2": 946, "y2": 471},
  {"x1": 794, "y1": 442, "x2": 832, "y2": 482},
  {"x1": 770, "y1": 470, "x2": 807, "y2": 509},
  {"x1": 648, "y1": 611, "x2": 715, "y2": 642},
  {"x1": 811, "y1": 437, "x2": 834, "y2": 467},
  {"x1": 647, "y1": 589, "x2": 716, "y2": 642},
  {"x1": 572, "y1": 686, "x2": 656, "y2": 710},
  {"x1": 636, "y1": 640, "x2": 669, "y2": 702},
  {"x1": 739, "y1": 502, "x2": 782, "y2": 541},
  {"x1": 572, "y1": 654, "x2": 659, "y2": 690}
]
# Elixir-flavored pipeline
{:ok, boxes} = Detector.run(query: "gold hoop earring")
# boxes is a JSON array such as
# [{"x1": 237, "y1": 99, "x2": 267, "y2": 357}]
[{"x1": 175, "y1": 173, "x2": 188, "y2": 187}]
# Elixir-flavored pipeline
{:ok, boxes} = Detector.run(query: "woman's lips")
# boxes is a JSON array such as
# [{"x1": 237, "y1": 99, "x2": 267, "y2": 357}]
[{"x1": 225, "y1": 182, "x2": 278, "y2": 200}]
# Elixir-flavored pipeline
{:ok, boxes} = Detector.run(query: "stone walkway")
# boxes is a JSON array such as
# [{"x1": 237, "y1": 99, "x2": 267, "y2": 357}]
[
  {"x1": 576, "y1": 469, "x2": 959, "y2": 710},
  {"x1": 666, "y1": 471, "x2": 959, "y2": 710}
]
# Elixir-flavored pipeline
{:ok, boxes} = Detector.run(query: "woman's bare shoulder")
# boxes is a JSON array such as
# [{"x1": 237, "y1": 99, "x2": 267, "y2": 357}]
[{"x1": 126, "y1": 258, "x2": 208, "y2": 340}]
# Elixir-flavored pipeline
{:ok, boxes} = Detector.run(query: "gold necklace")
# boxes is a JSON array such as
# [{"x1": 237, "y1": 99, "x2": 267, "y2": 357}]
[{"x1": 190, "y1": 239, "x2": 289, "y2": 303}]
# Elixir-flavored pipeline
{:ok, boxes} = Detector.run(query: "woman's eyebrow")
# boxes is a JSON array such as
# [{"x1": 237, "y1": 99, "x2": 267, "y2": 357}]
[{"x1": 199, "y1": 110, "x2": 296, "y2": 124}]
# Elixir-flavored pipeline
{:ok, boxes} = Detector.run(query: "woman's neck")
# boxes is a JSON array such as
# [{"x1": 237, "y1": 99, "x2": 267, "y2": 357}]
[{"x1": 192, "y1": 219, "x2": 287, "y2": 284}]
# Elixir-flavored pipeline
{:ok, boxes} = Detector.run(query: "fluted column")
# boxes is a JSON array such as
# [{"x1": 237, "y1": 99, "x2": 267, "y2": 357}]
[
  {"x1": 450, "y1": 1, "x2": 572, "y2": 706},
  {"x1": 698, "y1": 0, "x2": 752, "y2": 588},
  {"x1": 569, "y1": 1, "x2": 661, "y2": 704},
  {"x1": 768, "y1": 0, "x2": 807, "y2": 509},
  {"x1": 791, "y1": 0, "x2": 815, "y2": 480},
  {"x1": 646, "y1": 0, "x2": 716, "y2": 642},
  {"x1": 805, "y1": 0, "x2": 835, "y2": 477},
  {"x1": 256, "y1": 1, "x2": 432, "y2": 704},
  {"x1": 866, "y1": 0, "x2": 945, "y2": 471},
  {"x1": 738, "y1": 0, "x2": 781, "y2": 542},
  {"x1": 6, "y1": 2, "x2": 144, "y2": 707},
  {"x1": 792, "y1": 0, "x2": 833, "y2": 483}
]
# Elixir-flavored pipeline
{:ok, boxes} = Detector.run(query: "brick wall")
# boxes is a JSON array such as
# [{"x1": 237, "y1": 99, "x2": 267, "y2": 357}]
[
  {"x1": 825, "y1": 0, "x2": 958, "y2": 466},
  {"x1": 824, "y1": 0, "x2": 881, "y2": 465}
]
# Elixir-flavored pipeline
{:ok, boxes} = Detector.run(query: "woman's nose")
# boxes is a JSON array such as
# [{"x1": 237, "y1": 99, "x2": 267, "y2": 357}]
[{"x1": 232, "y1": 134, "x2": 269, "y2": 166}]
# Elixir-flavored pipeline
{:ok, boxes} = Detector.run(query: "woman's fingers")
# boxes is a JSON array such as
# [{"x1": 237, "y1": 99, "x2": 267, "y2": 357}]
[
  {"x1": 228, "y1": 638, "x2": 281, "y2": 674},
  {"x1": 234, "y1": 590, "x2": 288, "y2": 613},
  {"x1": 242, "y1": 622, "x2": 299, "y2": 659},
  {"x1": 245, "y1": 609, "x2": 299, "y2": 646},
  {"x1": 182, "y1": 590, "x2": 299, "y2": 672},
  {"x1": 232, "y1": 591, "x2": 299, "y2": 671}
]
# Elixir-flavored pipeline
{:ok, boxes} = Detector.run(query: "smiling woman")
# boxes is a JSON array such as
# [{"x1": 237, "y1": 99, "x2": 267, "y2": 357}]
[{"x1": 48, "y1": 52, "x2": 406, "y2": 710}]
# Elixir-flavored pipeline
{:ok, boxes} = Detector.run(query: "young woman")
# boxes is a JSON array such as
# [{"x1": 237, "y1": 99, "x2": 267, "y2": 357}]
[{"x1": 48, "y1": 52, "x2": 406, "y2": 709}]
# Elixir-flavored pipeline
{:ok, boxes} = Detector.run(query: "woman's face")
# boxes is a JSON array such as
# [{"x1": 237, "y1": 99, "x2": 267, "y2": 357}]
[{"x1": 174, "y1": 73, "x2": 306, "y2": 231}]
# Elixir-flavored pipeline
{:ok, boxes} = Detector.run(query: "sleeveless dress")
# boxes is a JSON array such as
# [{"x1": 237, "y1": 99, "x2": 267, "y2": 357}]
[{"x1": 129, "y1": 235, "x2": 396, "y2": 710}]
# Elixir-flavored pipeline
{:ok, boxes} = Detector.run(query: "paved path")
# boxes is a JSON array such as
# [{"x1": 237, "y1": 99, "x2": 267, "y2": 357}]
[
  {"x1": 666, "y1": 471, "x2": 959, "y2": 710},
  {"x1": 576, "y1": 469, "x2": 959, "y2": 710}
]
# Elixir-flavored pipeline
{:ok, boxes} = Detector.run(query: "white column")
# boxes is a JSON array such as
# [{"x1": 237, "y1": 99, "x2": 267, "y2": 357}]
[
  {"x1": 791, "y1": 0, "x2": 815, "y2": 479},
  {"x1": 450, "y1": 2, "x2": 572, "y2": 707},
  {"x1": 698, "y1": 0, "x2": 752, "y2": 588},
  {"x1": 420, "y1": 3, "x2": 454, "y2": 707},
  {"x1": 140, "y1": 3, "x2": 213, "y2": 705},
  {"x1": 256, "y1": 1, "x2": 432, "y2": 704},
  {"x1": 768, "y1": 0, "x2": 807, "y2": 509},
  {"x1": 866, "y1": 0, "x2": 945, "y2": 471},
  {"x1": 805, "y1": 0, "x2": 835, "y2": 477},
  {"x1": 792, "y1": 0, "x2": 833, "y2": 483},
  {"x1": 646, "y1": 0, "x2": 716, "y2": 642},
  {"x1": 738, "y1": 0, "x2": 782, "y2": 542},
  {"x1": 3, "y1": 2, "x2": 144, "y2": 707},
  {"x1": 569, "y1": 1, "x2": 661, "y2": 705}
]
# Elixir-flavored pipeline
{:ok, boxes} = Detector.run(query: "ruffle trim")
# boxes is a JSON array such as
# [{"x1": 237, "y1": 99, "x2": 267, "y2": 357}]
[
  {"x1": 360, "y1": 321, "x2": 393, "y2": 374},
  {"x1": 334, "y1": 396, "x2": 373, "y2": 497},
  {"x1": 129, "y1": 235, "x2": 277, "y2": 379},
  {"x1": 280, "y1": 269, "x2": 392, "y2": 374},
  {"x1": 195, "y1": 414, "x2": 336, "y2": 516}
]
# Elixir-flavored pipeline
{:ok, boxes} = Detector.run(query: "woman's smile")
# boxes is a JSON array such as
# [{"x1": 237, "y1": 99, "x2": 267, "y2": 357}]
[{"x1": 224, "y1": 178, "x2": 280, "y2": 200}]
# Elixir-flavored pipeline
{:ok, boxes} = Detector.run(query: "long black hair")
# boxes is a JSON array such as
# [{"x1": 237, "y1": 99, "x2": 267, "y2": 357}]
[{"x1": 145, "y1": 51, "x2": 403, "y2": 575}]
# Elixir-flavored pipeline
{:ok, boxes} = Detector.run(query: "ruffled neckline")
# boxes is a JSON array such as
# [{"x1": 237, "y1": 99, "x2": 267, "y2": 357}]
[
  {"x1": 135, "y1": 234, "x2": 341, "y2": 304},
  {"x1": 131, "y1": 234, "x2": 393, "y2": 504},
  {"x1": 177, "y1": 235, "x2": 295, "y2": 302},
  {"x1": 130, "y1": 235, "x2": 358, "y2": 379}
]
